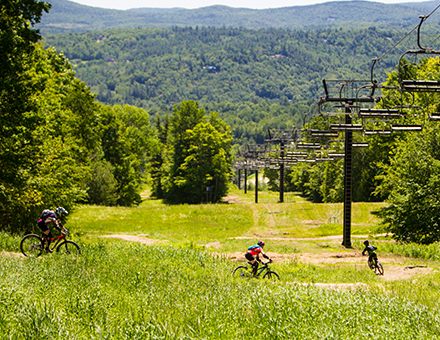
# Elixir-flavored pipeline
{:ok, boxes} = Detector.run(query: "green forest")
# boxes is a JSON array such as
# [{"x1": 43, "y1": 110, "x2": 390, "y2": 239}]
[
  {"x1": 44, "y1": 26, "x2": 414, "y2": 146},
  {"x1": 1, "y1": 0, "x2": 440, "y2": 244}
]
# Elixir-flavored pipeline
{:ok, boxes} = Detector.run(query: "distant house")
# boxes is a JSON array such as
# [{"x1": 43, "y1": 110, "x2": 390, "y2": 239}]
[
  {"x1": 105, "y1": 57, "x2": 115, "y2": 62},
  {"x1": 270, "y1": 54, "x2": 285, "y2": 59},
  {"x1": 207, "y1": 66, "x2": 220, "y2": 73}
]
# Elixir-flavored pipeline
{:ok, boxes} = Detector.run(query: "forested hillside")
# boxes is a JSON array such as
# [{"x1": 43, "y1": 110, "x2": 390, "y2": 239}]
[
  {"x1": 38, "y1": 0, "x2": 440, "y2": 34},
  {"x1": 44, "y1": 26, "x2": 416, "y2": 145}
]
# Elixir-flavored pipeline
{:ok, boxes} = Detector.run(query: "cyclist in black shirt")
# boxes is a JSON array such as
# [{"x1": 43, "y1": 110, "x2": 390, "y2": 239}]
[{"x1": 362, "y1": 240, "x2": 378, "y2": 266}]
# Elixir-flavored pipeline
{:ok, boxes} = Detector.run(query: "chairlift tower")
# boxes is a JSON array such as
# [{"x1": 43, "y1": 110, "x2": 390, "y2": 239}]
[
  {"x1": 265, "y1": 129, "x2": 298, "y2": 203},
  {"x1": 316, "y1": 17, "x2": 439, "y2": 247},
  {"x1": 318, "y1": 79, "x2": 375, "y2": 248},
  {"x1": 243, "y1": 144, "x2": 268, "y2": 203}
]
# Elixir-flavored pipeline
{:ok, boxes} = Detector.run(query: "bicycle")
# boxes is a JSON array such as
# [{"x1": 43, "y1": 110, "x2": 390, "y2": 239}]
[
  {"x1": 20, "y1": 226, "x2": 81, "y2": 258},
  {"x1": 367, "y1": 257, "x2": 384, "y2": 275},
  {"x1": 233, "y1": 261, "x2": 280, "y2": 280}
]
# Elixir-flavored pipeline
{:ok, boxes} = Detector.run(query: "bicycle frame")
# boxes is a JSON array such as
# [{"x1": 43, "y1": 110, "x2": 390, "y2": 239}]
[
  {"x1": 44, "y1": 234, "x2": 66, "y2": 251},
  {"x1": 254, "y1": 262, "x2": 271, "y2": 277}
]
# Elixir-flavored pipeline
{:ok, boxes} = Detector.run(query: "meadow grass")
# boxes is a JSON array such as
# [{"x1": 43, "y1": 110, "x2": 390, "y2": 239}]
[
  {"x1": 1, "y1": 243, "x2": 439, "y2": 339},
  {"x1": 67, "y1": 188, "x2": 384, "y2": 253},
  {"x1": 69, "y1": 202, "x2": 254, "y2": 244},
  {"x1": 2, "y1": 190, "x2": 440, "y2": 338}
]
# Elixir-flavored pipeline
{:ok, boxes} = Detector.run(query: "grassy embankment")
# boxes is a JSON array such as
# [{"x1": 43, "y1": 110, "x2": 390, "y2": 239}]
[{"x1": 1, "y1": 188, "x2": 439, "y2": 339}]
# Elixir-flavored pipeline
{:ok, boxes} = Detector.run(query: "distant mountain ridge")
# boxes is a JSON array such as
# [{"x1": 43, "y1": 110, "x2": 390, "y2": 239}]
[{"x1": 38, "y1": 0, "x2": 440, "y2": 35}]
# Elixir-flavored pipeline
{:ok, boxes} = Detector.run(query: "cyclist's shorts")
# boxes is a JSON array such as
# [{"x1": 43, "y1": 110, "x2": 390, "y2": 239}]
[
  {"x1": 38, "y1": 219, "x2": 48, "y2": 232},
  {"x1": 245, "y1": 252, "x2": 255, "y2": 262}
]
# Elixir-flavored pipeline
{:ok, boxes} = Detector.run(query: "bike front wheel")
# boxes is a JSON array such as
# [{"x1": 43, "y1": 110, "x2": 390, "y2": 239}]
[
  {"x1": 56, "y1": 241, "x2": 81, "y2": 255},
  {"x1": 233, "y1": 265, "x2": 253, "y2": 279},
  {"x1": 263, "y1": 270, "x2": 280, "y2": 280},
  {"x1": 375, "y1": 262, "x2": 384, "y2": 275},
  {"x1": 20, "y1": 234, "x2": 44, "y2": 258}
]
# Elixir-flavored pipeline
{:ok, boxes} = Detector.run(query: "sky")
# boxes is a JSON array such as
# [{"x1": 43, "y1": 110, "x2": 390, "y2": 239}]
[{"x1": 68, "y1": 0, "x2": 431, "y2": 10}]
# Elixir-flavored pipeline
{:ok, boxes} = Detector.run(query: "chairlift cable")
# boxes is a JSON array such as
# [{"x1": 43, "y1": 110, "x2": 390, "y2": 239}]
[{"x1": 351, "y1": 5, "x2": 440, "y2": 82}]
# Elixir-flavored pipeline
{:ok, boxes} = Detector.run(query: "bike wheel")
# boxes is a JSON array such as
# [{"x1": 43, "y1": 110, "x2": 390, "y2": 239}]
[
  {"x1": 233, "y1": 266, "x2": 253, "y2": 278},
  {"x1": 20, "y1": 234, "x2": 44, "y2": 258},
  {"x1": 376, "y1": 262, "x2": 384, "y2": 275},
  {"x1": 263, "y1": 270, "x2": 280, "y2": 281},
  {"x1": 367, "y1": 260, "x2": 375, "y2": 271},
  {"x1": 56, "y1": 241, "x2": 81, "y2": 255}
]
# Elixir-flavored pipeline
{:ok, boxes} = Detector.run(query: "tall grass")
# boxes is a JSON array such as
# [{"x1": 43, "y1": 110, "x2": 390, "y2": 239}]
[
  {"x1": 0, "y1": 243, "x2": 439, "y2": 339},
  {"x1": 0, "y1": 231, "x2": 20, "y2": 252}
]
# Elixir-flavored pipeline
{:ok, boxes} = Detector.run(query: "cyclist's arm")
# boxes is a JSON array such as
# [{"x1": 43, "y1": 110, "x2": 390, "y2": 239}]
[{"x1": 260, "y1": 250, "x2": 272, "y2": 262}]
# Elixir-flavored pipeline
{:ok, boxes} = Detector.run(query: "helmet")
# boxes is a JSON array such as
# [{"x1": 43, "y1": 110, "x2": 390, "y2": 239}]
[
  {"x1": 257, "y1": 241, "x2": 265, "y2": 247},
  {"x1": 363, "y1": 240, "x2": 369, "y2": 246},
  {"x1": 55, "y1": 207, "x2": 68, "y2": 218}
]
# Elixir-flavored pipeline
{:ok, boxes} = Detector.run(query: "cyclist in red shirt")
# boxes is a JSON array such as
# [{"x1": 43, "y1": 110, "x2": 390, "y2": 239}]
[{"x1": 245, "y1": 241, "x2": 272, "y2": 276}]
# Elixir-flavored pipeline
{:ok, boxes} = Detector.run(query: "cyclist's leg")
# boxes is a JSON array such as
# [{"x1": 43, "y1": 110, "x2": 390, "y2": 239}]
[
  {"x1": 38, "y1": 221, "x2": 52, "y2": 250},
  {"x1": 246, "y1": 253, "x2": 258, "y2": 275},
  {"x1": 43, "y1": 230, "x2": 53, "y2": 252},
  {"x1": 373, "y1": 254, "x2": 378, "y2": 266}
]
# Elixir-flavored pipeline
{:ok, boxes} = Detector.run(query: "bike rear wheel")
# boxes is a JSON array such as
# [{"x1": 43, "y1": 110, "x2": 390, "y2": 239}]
[
  {"x1": 233, "y1": 265, "x2": 253, "y2": 278},
  {"x1": 20, "y1": 234, "x2": 44, "y2": 258},
  {"x1": 263, "y1": 270, "x2": 280, "y2": 280},
  {"x1": 56, "y1": 241, "x2": 81, "y2": 255}
]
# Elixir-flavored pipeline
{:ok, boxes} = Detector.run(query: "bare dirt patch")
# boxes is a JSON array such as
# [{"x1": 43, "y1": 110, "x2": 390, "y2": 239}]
[
  {"x1": 380, "y1": 265, "x2": 433, "y2": 281},
  {"x1": 221, "y1": 249, "x2": 433, "y2": 281},
  {"x1": 205, "y1": 242, "x2": 222, "y2": 249},
  {"x1": 99, "y1": 234, "x2": 160, "y2": 245},
  {"x1": 1, "y1": 251, "x2": 24, "y2": 258},
  {"x1": 222, "y1": 195, "x2": 242, "y2": 204}
]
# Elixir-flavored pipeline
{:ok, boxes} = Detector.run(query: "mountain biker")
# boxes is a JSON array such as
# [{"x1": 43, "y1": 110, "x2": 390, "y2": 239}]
[
  {"x1": 362, "y1": 240, "x2": 378, "y2": 266},
  {"x1": 37, "y1": 207, "x2": 68, "y2": 252},
  {"x1": 245, "y1": 241, "x2": 272, "y2": 276}
]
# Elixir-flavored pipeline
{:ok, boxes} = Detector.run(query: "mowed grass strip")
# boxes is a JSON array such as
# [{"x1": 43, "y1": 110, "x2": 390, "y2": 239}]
[
  {"x1": 69, "y1": 202, "x2": 254, "y2": 243},
  {"x1": 69, "y1": 189, "x2": 385, "y2": 245}
]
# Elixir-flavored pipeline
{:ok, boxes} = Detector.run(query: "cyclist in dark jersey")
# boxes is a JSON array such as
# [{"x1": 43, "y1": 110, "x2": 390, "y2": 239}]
[
  {"x1": 245, "y1": 241, "x2": 272, "y2": 276},
  {"x1": 362, "y1": 240, "x2": 378, "y2": 266},
  {"x1": 37, "y1": 207, "x2": 68, "y2": 252}
]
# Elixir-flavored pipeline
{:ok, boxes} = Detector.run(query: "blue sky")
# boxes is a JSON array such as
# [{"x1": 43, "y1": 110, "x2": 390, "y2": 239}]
[{"x1": 68, "y1": 0, "x2": 430, "y2": 10}]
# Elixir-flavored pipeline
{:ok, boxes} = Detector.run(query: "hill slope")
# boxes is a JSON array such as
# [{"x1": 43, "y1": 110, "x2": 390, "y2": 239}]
[{"x1": 38, "y1": 0, "x2": 439, "y2": 34}]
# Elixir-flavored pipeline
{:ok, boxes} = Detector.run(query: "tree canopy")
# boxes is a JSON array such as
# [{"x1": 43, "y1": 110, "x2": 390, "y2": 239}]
[
  {"x1": 373, "y1": 57, "x2": 440, "y2": 243},
  {"x1": 154, "y1": 100, "x2": 233, "y2": 204}
]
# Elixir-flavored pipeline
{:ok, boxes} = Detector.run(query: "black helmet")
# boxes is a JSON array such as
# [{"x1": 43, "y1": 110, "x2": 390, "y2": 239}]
[
  {"x1": 55, "y1": 207, "x2": 68, "y2": 218},
  {"x1": 257, "y1": 241, "x2": 265, "y2": 247},
  {"x1": 363, "y1": 240, "x2": 369, "y2": 246}
]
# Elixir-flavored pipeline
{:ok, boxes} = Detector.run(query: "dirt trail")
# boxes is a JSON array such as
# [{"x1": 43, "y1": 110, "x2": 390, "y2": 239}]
[
  {"x1": 4, "y1": 234, "x2": 434, "y2": 284},
  {"x1": 230, "y1": 234, "x2": 390, "y2": 242},
  {"x1": 1, "y1": 251, "x2": 24, "y2": 258},
  {"x1": 100, "y1": 234, "x2": 435, "y2": 282},
  {"x1": 99, "y1": 234, "x2": 161, "y2": 245},
  {"x1": 223, "y1": 249, "x2": 434, "y2": 282}
]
